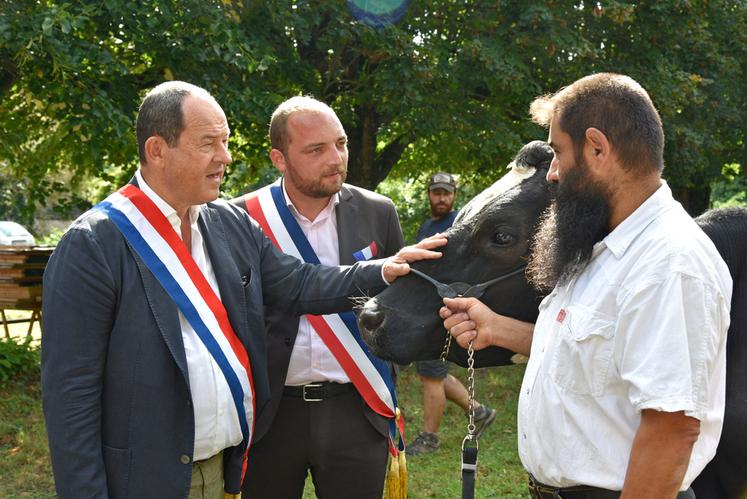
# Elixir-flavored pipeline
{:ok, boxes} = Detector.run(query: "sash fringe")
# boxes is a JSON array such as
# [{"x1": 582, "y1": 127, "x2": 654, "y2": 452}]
[{"x1": 386, "y1": 451, "x2": 408, "y2": 499}]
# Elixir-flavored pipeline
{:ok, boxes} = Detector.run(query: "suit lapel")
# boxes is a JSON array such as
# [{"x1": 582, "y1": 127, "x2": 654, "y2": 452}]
[
  {"x1": 199, "y1": 204, "x2": 248, "y2": 345},
  {"x1": 132, "y1": 251, "x2": 189, "y2": 378},
  {"x1": 336, "y1": 185, "x2": 360, "y2": 265},
  {"x1": 122, "y1": 177, "x2": 190, "y2": 379},
  {"x1": 128, "y1": 202, "x2": 247, "y2": 387}
]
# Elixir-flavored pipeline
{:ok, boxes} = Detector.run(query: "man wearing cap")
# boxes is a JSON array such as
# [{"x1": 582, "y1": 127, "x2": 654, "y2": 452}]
[{"x1": 407, "y1": 173, "x2": 497, "y2": 456}]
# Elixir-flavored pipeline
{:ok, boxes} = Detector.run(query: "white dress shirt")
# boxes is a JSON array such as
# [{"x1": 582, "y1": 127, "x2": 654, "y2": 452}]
[
  {"x1": 282, "y1": 183, "x2": 351, "y2": 386},
  {"x1": 517, "y1": 182, "x2": 732, "y2": 490},
  {"x1": 135, "y1": 170, "x2": 242, "y2": 460}
]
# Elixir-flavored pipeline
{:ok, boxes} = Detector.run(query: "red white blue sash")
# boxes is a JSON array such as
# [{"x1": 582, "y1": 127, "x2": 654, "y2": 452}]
[
  {"x1": 244, "y1": 181, "x2": 404, "y2": 452},
  {"x1": 94, "y1": 184, "x2": 256, "y2": 461}
]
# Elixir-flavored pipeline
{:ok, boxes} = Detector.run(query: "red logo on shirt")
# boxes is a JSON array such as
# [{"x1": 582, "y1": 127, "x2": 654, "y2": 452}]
[{"x1": 556, "y1": 309, "x2": 566, "y2": 323}]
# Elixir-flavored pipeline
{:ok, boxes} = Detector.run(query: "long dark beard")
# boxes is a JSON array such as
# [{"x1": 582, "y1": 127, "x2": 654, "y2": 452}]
[{"x1": 527, "y1": 167, "x2": 612, "y2": 292}]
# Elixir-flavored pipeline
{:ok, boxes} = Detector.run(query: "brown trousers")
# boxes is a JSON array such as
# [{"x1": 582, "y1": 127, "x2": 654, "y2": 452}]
[{"x1": 189, "y1": 451, "x2": 223, "y2": 499}]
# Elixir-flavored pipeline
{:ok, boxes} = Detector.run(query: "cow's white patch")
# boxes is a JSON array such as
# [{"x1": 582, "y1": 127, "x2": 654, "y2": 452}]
[{"x1": 458, "y1": 163, "x2": 536, "y2": 222}]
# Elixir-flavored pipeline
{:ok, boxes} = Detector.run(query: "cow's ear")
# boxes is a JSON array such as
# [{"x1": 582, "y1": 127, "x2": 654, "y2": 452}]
[{"x1": 584, "y1": 127, "x2": 611, "y2": 170}]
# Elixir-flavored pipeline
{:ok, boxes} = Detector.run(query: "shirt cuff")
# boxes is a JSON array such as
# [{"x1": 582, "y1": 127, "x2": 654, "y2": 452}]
[{"x1": 380, "y1": 263, "x2": 390, "y2": 286}]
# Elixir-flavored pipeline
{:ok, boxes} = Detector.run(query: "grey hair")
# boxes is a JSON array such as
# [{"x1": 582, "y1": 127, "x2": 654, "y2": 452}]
[{"x1": 136, "y1": 81, "x2": 214, "y2": 164}]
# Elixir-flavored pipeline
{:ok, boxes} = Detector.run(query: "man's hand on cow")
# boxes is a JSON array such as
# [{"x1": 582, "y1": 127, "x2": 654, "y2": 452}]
[{"x1": 382, "y1": 234, "x2": 447, "y2": 284}]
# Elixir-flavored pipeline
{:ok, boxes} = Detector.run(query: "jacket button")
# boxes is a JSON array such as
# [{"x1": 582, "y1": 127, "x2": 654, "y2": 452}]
[{"x1": 180, "y1": 454, "x2": 191, "y2": 464}]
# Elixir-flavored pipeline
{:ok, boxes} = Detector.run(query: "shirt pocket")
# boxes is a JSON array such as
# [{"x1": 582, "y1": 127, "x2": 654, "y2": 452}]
[{"x1": 548, "y1": 306, "x2": 615, "y2": 397}]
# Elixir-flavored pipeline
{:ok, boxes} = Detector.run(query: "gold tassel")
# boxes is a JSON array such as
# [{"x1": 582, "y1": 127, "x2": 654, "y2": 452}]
[
  {"x1": 385, "y1": 408, "x2": 408, "y2": 498},
  {"x1": 386, "y1": 452, "x2": 401, "y2": 499},
  {"x1": 384, "y1": 448, "x2": 408, "y2": 497},
  {"x1": 398, "y1": 450, "x2": 408, "y2": 497}
]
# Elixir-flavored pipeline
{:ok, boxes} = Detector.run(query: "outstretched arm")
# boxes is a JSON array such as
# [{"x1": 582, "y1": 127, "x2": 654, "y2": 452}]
[{"x1": 440, "y1": 297, "x2": 534, "y2": 357}]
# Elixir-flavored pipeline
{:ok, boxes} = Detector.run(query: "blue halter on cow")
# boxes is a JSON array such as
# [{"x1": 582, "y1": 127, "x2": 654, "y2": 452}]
[{"x1": 358, "y1": 141, "x2": 746, "y2": 499}]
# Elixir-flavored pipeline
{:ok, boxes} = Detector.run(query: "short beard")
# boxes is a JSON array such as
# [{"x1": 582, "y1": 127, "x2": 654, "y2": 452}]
[
  {"x1": 527, "y1": 167, "x2": 612, "y2": 292},
  {"x1": 431, "y1": 202, "x2": 453, "y2": 218},
  {"x1": 285, "y1": 165, "x2": 347, "y2": 198}
]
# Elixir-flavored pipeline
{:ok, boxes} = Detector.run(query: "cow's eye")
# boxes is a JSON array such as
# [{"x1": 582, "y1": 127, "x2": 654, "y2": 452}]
[{"x1": 492, "y1": 231, "x2": 514, "y2": 246}]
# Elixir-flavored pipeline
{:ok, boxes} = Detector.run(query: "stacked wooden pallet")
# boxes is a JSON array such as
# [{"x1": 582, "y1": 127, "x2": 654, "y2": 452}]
[{"x1": 0, "y1": 247, "x2": 54, "y2": 309}]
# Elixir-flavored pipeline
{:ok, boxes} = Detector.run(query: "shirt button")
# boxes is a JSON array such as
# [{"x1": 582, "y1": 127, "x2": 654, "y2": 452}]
[
  {"x1": 180, "y1": 454, "x2": 191, "y2": 464},
  {"x1": 522, "y1": 433, "x2": 527, "y2": 440}
]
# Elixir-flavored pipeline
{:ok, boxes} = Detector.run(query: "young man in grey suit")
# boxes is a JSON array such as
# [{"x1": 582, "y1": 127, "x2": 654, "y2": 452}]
[
  {"x1": 41, "y1": 82, "x2": 444, "y2": 499},
  {"x1": 231, "y1": 96, "x2": 404, "y2": 499}
]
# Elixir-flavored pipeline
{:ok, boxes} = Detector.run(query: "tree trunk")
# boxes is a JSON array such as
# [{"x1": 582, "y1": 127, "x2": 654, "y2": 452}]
[
  {"x1": 345, "y1": 104, "x2": 408, "y2": 191},
  {"x1": 672, "y1": 181, "x2": 712, "y2": 217}
]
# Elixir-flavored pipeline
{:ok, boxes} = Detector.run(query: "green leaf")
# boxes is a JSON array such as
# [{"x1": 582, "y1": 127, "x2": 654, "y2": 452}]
[{"x1": 41, "y1": 17, "x2": 54, "y2": 36}]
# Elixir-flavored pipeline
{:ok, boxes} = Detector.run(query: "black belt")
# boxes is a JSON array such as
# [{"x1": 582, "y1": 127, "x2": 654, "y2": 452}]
[
  {"x1": 528, "y1": 475, "x2": 619, "y2": 499},
  {"x1": 283, "y1": 382, "x2": 355, "y2": 402},
  {"x1": 527, "y1": 475, "x2": 695, "y2": 499}
]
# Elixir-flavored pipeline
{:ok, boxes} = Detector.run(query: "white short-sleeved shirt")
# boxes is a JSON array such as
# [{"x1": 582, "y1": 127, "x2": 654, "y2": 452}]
[{"x1": 517, "y1": 182, "x2": 732, "y2": 490}]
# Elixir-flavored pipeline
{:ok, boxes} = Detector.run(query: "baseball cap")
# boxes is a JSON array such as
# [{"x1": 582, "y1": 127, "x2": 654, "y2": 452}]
[{"x1": 428, "y1": 172, "x2": 456, "y2": 192}]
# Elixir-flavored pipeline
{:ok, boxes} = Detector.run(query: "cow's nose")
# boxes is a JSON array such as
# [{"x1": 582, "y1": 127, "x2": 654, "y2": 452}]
[{"x1": 358, "y1": 307, "x2": 384, "y2": 332}]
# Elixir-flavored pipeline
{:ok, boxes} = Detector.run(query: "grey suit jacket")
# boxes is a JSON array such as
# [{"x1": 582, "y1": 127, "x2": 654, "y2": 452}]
[
  {"x1": 231, "y1": 183, "x2": 405, "y2": 442},
  {"x1": 41, "y1": 186, "x2": 387, "y2": 499}
]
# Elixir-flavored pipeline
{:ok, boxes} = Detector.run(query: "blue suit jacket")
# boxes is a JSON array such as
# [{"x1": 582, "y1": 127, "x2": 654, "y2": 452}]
[{"x1": 41, "y1": 186, "x2": 386, "y2": 498}]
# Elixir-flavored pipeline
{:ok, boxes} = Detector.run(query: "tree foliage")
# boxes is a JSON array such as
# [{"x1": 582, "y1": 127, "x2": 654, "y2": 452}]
[{"x1": 1, "y1": 0, "x2": 745, "y2": 224}]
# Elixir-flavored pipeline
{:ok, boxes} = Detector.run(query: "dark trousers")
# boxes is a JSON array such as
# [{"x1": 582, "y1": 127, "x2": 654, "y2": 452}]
[{"x1": 242, "y1": 386, "x2": 389, "y2": 499}]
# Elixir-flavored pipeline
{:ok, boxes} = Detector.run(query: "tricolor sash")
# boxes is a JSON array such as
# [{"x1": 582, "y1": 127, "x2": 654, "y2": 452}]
[
  {"x1": 94, "y1": 184, "x2": 256, "y2": 467},
  {"x1": 244, "y1": 180, "x2": 405, "y2": 454}
]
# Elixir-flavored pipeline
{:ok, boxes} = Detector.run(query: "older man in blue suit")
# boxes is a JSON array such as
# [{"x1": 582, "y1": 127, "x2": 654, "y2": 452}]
[{"x1": 41, "y1": 81, "x2": 444, "y2": 499}]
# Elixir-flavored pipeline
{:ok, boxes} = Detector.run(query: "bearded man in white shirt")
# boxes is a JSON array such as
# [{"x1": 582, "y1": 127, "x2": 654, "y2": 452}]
[{"x1": 441, "y1": 73, "x2": 732, "y2": 499}]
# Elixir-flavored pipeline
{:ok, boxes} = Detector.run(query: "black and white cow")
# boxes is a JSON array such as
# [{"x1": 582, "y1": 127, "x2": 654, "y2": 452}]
[
  {"x1": 358, "y1": 141, "x2": 747, "y2": 498},
  {"x1": 360, "y1": 140, "x2": 554, "y2": 367}
]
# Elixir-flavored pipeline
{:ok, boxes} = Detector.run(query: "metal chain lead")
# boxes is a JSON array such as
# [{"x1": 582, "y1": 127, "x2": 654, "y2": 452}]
[
  {"x1": 440, "y1": 328, "x2": 452, "y2": 362},
  {"x1": 466, "y1": 340, "x2": 476, "y2": 437},
  {"x1": 440, "y1": 311, "x2": 476, "y2": 440}
]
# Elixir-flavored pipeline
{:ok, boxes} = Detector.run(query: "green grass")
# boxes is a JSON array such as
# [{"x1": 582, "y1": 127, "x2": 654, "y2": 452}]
[
  {"x1": 0, "y1": 363, "x2": 528, "y2": 498},
  {"x1": 0, "y1": 376, "x2": 55, "y2": 498},
  {"x1": 303, "y1": 363, "x2": 529, "y2": 498},
  {"x1": 391, "y1": 364, "x2": 528, "y2": 498}
]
